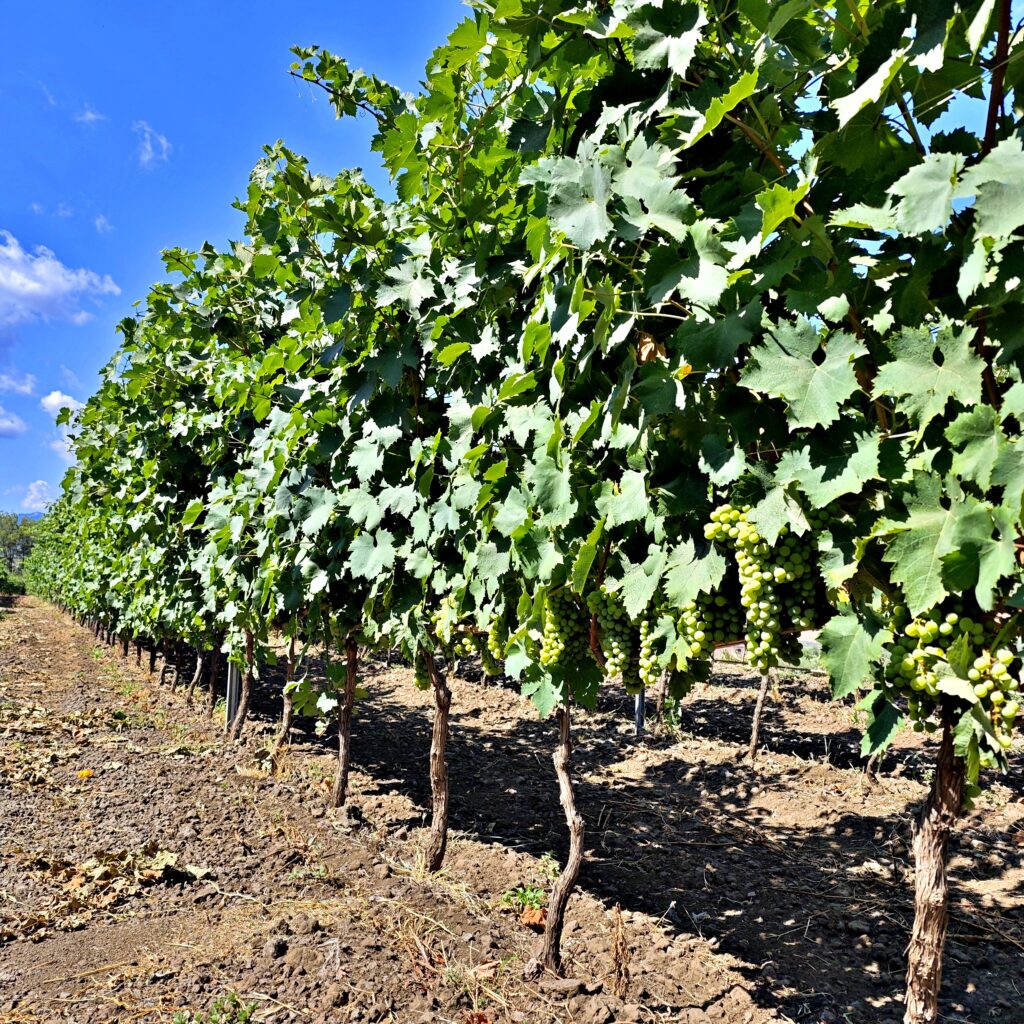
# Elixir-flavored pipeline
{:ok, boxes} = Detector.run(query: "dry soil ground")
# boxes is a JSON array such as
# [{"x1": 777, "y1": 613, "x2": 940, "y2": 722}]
[{"x1": 0, "y1": 597, "x2": 1022, "y2": 1024}]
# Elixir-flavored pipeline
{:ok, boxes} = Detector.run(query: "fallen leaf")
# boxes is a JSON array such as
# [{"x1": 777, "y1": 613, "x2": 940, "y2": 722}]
[{"x1": 520, "y1": 907, "x2": 547, "y2": 930}]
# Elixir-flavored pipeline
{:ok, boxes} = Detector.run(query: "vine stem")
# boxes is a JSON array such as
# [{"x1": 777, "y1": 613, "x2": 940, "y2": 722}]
[
  {"x1": 423, "y1": 650, "x2": 452, "y2": 872},
  {"x1": 205, "y1": 636, "x2": 223, "y2": 720},
  {"x1": 227, "y1": 631, "x2": 254, "y2": 742},
  {"x1": 185, "y1": 648, "x2": 204, "y2": 704},
  {"x1": 270, "y1": 635, "x2": 297, "y2": 772},
  {"x1": 541, "y1": 695, "x2": 584, "y2": 975},
  {"x1": 904, "y1": 708, "x2": 965, "y2": 1024},
  {"x1": 983, "y1": 0, "x2": 1012, "y2": 156},
  {"x1": 973, "y1": 0, "x2": 1012, "y2": 412},
  {"x1": 748, "y1": 669, "x2": 773, "y2": 763},
  {"x1": 331, "y1": 632, "x2": 360, "y2": 808}
]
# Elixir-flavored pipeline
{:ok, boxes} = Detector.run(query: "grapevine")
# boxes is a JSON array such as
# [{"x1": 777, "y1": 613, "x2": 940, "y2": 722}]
[
  {"x1": 587, "y1": 586, "x2": 639, "y2": 685},
  {"x1": 17, "y1": 0, "x2": 1024, "y2": 1015}
]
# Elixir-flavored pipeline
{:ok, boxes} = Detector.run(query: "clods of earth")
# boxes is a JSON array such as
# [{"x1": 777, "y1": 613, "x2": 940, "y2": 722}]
[{"x1": 0, "y1": 597, "x2": 1021, "y2": 1023}]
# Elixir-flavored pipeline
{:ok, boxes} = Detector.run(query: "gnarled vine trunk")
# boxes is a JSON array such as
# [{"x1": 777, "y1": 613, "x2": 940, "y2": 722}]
[
  {"x1": 542, "y1": 698, "x2": 584, "y2": 975},
  {"x1": 270, "y1": 636, "x2": 297, "y2": 771},
  {"x1": 748, "y1": 669, "x2": 772, "y2": 763},
  {"x1": 227, "y1": 631, "x2": 254, "y2": 742},
  {"x1": 185, "y1": 650, "x2": 204, "y2": 704},
  {"x1": 330, "y1": 633, "x2": 359, "y2": 808},
  {"x1": 206, "y1": 640, "x2": 222, "y2": 720},
  {"x1": 904, "y1": 711, "x2": 965, "y2": 1024},
  {"x1": 423, "y1": 651, "x2": 451, "y2": 872}
]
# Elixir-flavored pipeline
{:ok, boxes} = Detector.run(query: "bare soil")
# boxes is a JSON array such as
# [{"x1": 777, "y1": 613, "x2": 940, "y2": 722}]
[{"x1": 0, "y1": 597, "x2": 1021, "y2": 1024}]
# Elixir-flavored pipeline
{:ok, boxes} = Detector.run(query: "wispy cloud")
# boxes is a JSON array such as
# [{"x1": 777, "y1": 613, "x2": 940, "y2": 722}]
[
  {"x1": 0, "y1": 231, "x2": 120, "y2": 329},
  {"x1": 22, "y1": 480, "x2": 53, "y2": 512},
  {"x1": 0, "y1": 371, "x2": 36, "y2": 395},
  {"x1": 59, "y1": 365, "x2": 83, "y2": 391},
  {"x1": 73, "y1": 105, "x2": 106, "y2": 125},
  {"x1": 39, "y1": 83, "x2": 57, "y2": 107},
  {"x1": 30, "y1": 202, "x2": 44, "y2": 216},
  {"x1": 39, "y1": 392, "x2": 80, "y2": 463},
  {"x1": 48, "y1": 435, "x2": 75, "y2": 463},
  {"x1": 94, "y1": 214, "x2": 114, "y2": 234},
  {"x1": 55, "y1": 202, "x2": 74, "y2": 218},
  {"x1": 0, "y1": 404, "x2": 28, "y2": 438},
  {"x1": 133, "y1": 120, "x2": 171, "y2": 168},
  {"x1": 40, "y1": 390, "x2": 84, "y2": 417}
]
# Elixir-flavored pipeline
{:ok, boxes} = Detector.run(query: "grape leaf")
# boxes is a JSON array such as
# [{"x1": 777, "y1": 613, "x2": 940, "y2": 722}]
[
  {"x1": 888, "y1": 153, "x2": 961, "y2": 234},
  {"x1": 775, "y1": 426, "x2": 881, "y2": 505},
  {"x1": 877, "y1": 473, "x2": 992, "y2": 615},
  {"x1": 619, "y1": 545, "x2": 667, "y2": 619},
  {"x1": 520, "y1": 150, "x2": 613, "y2": 248},
  {"x1": 945, "y1": 406, "x2": 1006, "y2": 489},
  {"x1": 595, "y1": 471, "x2": 648, "y2": 528},
  {"x1": 663, "y1": 538, "x2": 727, "y2": 606},
  {"x1": 820, "y1": 610, "x2": 891, "y2": 700},
  {"x1": 629, "y1": 4, "x2": 707, "y2": 76},
  {"x1": 756, "y1": 180, "x2": 810, "y2": 241},
  {"x1": 874, "y1": 324, "x2": 984, "y2": 437},
  {"x1": 348, "y1": 530, "x2": 396, "y2": 579},
  {"x1": 742, "y1": 321, "x2": 866, "y2": 429},
  {"x1": 860, "y1": 693, "x2": 904, "y2": 756}
]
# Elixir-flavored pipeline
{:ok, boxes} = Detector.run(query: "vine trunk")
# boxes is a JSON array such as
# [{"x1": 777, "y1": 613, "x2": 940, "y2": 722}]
[
  {"x1": 904, "y1": 710, "x2": 965, "y2": 1024},
  {"x1": 542, "y1": 698, "x2": 584, "y2": 975}
]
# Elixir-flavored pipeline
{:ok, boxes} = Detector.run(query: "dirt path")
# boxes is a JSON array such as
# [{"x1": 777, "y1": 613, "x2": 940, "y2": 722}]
[{"x1": 0, "y1": 597, "x2": 1021, "y2": 1024}]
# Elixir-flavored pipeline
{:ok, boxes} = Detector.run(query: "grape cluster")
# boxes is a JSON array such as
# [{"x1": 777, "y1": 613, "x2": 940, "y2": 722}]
[
  {"x1": 414, "y1": 647, "x2": 431, "y2": 689},
  {"x1": 539, "y1": 589, "x2": 590, "y2": 668},
  {"x1": 587, "y1": 586, "x2": 639, "y2": 682},
  {"x1": 639, "y1": 615, "x2": 659, "y2": 689},
  {"x1": 429, "y1": 595, "x2": 460, "y2": 647},
  {"x1": 451, "y1": 629, "x2": 503, "y2": 676},
  {"x1": 453, "y1": 633, "x2": 475, "y2": 658},
  {"x1": 885, "y1": 604, "x2": 1020, "y2": 746},
  {"x1": 478, "y1": 618, "x2": 504, "y2": 677},
  {"x1": 705, "y1": 504, "x2": 817, "y2": 673},
  {"x1": 676, "y1": 591, "x2": 744, "y2": 661},
  {"x1": 970, "y1": 649, "x2": 1020, "y2": 748}
]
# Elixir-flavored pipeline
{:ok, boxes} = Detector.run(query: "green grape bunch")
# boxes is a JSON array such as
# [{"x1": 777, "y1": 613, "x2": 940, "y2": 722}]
[
  {"x1": 884, "y1": 603, "x2": 1020, "y2": 748},
  {"x1": 414, "y1": 647, "x2": 432, "y2": 689},
  {"x1": 638, "y1": 615, "x2": 658, "y2": 689},
  {"x1": 677, "y1": 588, "x2": 744, "y2": 663},
  {"x1": 479, "y1": 616, "x2": 505, "y2": 677},
  {"x1": 587, "y1": 585, "x2": 639, "y2": 684},
  {"x1": 539, "y1": 588, "x2": 590, "y2": 669},
  {"x1": 706, "y1": 505, "x2": 791, "y2": 672}
]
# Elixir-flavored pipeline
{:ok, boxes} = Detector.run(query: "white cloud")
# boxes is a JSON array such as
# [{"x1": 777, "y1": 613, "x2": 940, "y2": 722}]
[
  {"x1": 40, "y1": 83, "x2": 57, "y2": 107},
  {"x1": 55, "y1": 202, "x2": 74, "y2": 218},
  {"x1": 94, "y1": 214, "x2": 113, "y2": 234},
  {"x1": 30, "y1": 202, "x2": 44, "y2": 215},
  {"x1": 60, "y1": 365, "x2": 83, "y2": 391},
  {"x1": 0, "y1": 404, "x2": 28, "y2": 438},
  {"x1": 133, "y1": 120, "x2": 171, "y2": 168},
  {"x1": 49, "y1": 435, "x2": 75, "y2": 463},
  {"x1": 0, "y1": 231, "x2": 120, "y2": 329},
  {"x1": 0, "y1": 371, "x2": 36, "y2": 395},
  {"x1": 40, "y1": 390, "x2": 84, "y2": 417},
  {"x1": 39, "y1": 392, "x2": 80, "y2": 462},
  {"x1": 74, "y1": 105, "x2": 105, "y2": 125},
  {"x1": 22, "y1": 480, "x2": 53, "y2": 512}
]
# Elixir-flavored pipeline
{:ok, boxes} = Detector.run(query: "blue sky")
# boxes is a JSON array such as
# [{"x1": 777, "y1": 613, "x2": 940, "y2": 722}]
[{"x1": 0, "y1": 0, "x2": 464, "y2": 511}]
